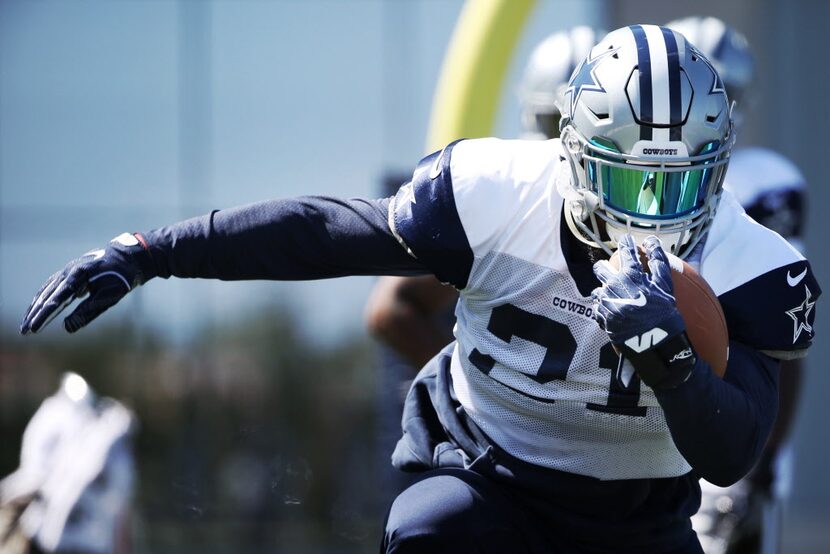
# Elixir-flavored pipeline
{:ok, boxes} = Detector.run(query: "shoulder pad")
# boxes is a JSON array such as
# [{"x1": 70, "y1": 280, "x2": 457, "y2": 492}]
[
  {"x1": 449, "y1": 138, "x2": 564, "y2": 255},
  {"x1": 702, "y1": 192, "x2": 820, "y2": 356},
  {"x1": 391, "y1": 138, "x2": 565, "y2": 287},
  {"x1": 702, "y1": 191, "x2": 803, "y2": 294},
  {"x1": 718, "y1": 260, "x2": 819, "y2": 357},
  {"x1": 390, "y1": 140, "x2": 473, "y2": 288}
]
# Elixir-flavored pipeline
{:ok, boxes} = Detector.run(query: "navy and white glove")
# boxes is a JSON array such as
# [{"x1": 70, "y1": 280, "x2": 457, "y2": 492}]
[
  {"x1": 20, "y1": 233, "x2": 156, "y2": 334},
  {"x1": 591, "y1": 234, "x2": 696, "y2": 389}
]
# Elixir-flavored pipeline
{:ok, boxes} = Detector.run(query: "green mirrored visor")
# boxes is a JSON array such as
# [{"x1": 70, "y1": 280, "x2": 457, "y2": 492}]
[{"x1": 586, "y1": 140, "x2": 723, "y2": 220}]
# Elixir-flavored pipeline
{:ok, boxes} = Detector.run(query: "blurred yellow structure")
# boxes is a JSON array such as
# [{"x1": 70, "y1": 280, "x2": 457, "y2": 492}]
[{"x1": 426, "y1": 0, "x2": 536, "y2": 151}]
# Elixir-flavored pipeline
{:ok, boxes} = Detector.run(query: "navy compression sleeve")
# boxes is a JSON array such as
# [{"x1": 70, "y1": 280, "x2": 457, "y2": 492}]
[
  {"x1": 654, "y1": 340, "x2": 779, "y2": 486},
  {"x1": 141, "y1": 196, "x2": 429, "y2": 281}
]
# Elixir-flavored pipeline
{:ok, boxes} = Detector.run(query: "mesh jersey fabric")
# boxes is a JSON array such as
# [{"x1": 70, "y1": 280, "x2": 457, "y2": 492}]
[{"x1": 389, "y1": 137, "x2": 816, "y2": 480}]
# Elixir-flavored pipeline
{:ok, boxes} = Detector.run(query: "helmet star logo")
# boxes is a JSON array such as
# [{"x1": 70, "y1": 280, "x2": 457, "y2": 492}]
[
  {"x1": 689, "y1": 45, "x2": 727, "y2": 97},
  {"x1": 565, "y1": 47, "x2": 618, "y2": 118},
  {"x1": 786, "y1": 285, "x2": 815, "y2": 343}
]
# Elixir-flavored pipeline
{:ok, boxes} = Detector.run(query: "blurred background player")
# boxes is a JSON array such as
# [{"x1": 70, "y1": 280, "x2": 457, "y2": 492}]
[
  {"x1": 363, "y1": 26, "x2": 604, "y2": 500},
  {"x1": 517, "y1": 26, "x2": 605, "y2": 141},
  {"x1": 0, "y1": 373, "x2": 135, "y2": 554},
  {"x1": 666, "y1": 15, "x2": 807, "y2": 554}
]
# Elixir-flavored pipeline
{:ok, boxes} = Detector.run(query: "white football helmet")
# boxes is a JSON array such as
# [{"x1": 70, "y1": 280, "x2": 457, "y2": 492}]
[
  {"x1": 518, "y1": 27, "x2": 605, "y2": 139},
  {"x1": 558, "y1": 24, "x2": 735, "y2": 258},
  {"x1": 665, "y1": 16, "x2": 754, "y2": 108}
]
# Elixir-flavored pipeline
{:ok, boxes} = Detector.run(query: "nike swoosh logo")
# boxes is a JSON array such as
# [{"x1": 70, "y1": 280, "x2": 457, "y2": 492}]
[
  {"x1": 604, "y1": 292, "x2": 647, "y2": 307},
  {"x1": 787, "y1": 267, "x2": 807, "y2": 287}
]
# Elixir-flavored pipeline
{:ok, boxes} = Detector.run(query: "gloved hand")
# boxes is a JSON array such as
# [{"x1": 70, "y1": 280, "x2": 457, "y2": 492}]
[
  {"x1": 591, "y1": 234, "x2": 697, "y2": 389},
  {"x1": 20, "y1": 233, "x2": 156, "y2": 334}
]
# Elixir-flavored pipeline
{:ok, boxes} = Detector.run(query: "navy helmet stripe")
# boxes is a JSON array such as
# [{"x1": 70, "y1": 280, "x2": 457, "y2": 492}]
[
  {"x1": 662, "y1": 27, "x2": 683, "y2": 141},
  {"x1": 630, "y1": 25, "x2": 653, "y2": 140}
]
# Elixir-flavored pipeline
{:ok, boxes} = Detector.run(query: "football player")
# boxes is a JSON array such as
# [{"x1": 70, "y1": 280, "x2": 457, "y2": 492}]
[
  {"x1": 365, "y1": 26, "x2": 605, "y2": 368},
  {"x1": 0, "y1": 373, "x2": 135, "y2": 554},
  {"x1": 666, "y1": 16, "x2": 809, "y2": 554},
  {"x1": 20, "y1": 26, "x2": 819, "y2": 553}
]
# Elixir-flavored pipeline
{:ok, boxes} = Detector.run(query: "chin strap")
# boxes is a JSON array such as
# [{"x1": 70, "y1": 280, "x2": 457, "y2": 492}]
[
  {"x1": 555, "y1": 154, "x2": 617, "y2": 255},
  {"x1": 563, "y1": 202, "x2": 615, "y2": 256}
]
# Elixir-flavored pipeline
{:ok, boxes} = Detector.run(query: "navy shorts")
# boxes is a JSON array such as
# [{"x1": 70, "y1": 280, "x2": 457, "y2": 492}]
[
  {"x1": 382, "y1": 344, "x2": 704, "y2": 554},
  {"x1": 382, "y1": 467, "x2": 703, "y2": 553}
]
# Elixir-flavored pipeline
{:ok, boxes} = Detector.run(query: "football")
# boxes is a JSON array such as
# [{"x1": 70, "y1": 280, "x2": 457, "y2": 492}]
[{"x1": 609, "y1": 248, "x2": 728, "y2": 377}]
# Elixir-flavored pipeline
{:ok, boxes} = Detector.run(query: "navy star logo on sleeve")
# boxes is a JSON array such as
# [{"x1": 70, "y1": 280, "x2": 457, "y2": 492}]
[
  {"x1": 565, "y1": 47, "x2": 617, "y2": 117},
  {"x1": 398, "y1": 182, "x2": 416, "y2": 206},
  {"x1": 786, "y1": 285, "x2": 816, "y2": 343}
]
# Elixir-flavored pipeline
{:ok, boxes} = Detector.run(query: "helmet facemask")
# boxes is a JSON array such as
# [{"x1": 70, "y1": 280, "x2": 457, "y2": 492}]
[{"x1": 560, "y1": 122, "x2": 734, "y2": 258}]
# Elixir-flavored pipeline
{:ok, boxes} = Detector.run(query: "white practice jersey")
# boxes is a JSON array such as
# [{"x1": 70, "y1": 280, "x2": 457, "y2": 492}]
[{"x1": 389, "y1": 138, "x2": 819, "y2": 480}]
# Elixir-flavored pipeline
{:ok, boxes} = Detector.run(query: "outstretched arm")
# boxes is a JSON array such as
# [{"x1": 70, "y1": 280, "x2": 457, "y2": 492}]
[
  {"x1": 144, "y1": 196, "x2": 427, "y2": 281},
  {"x1": 21, "y1": 196, "x2": 430, "y2": 334}
]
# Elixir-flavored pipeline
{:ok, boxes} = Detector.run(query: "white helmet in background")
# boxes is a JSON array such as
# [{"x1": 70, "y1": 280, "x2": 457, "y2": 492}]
[
  {"x1": 665, "y1": 16, "x2": 754, "y2": 110},
  {"x1": 559, "y1": 24, "x2": 735, "y2": 258},
  {"x1": 518, "y1": 26, "x2": 605, "y2": 139},
  {"x1": 666, "y1": 17, "x2": 807, "y2": 253}
]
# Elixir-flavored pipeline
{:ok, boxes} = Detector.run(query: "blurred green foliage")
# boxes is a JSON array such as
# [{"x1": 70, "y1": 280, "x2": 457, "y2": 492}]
[{"x1": 0, "y1": 305, "x2": 387, "y2": 553}]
